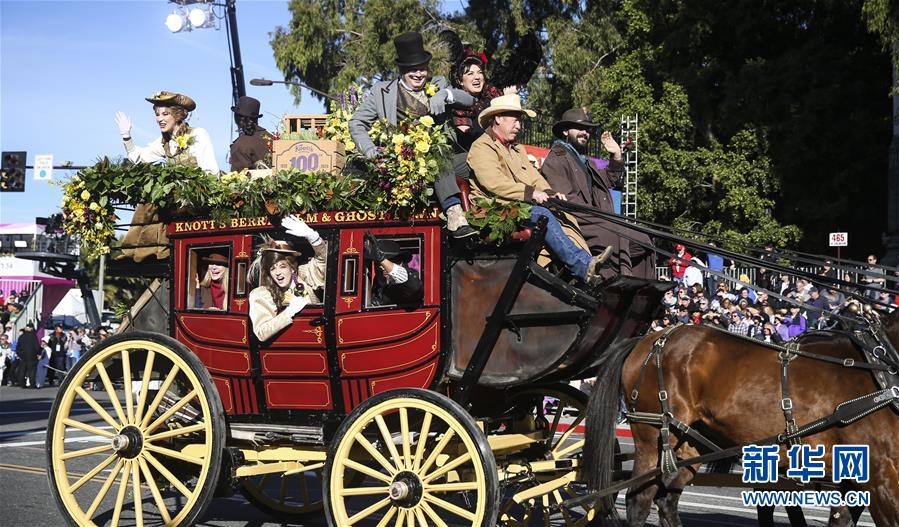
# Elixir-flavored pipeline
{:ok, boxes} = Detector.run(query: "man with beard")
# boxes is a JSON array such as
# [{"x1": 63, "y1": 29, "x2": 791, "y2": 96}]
[
  {"x1": 541, "y1": 108, "x2": 655, "y2": 279},
  {"x1": 229, "y1": 96, "x2": 272, "y2": 171}
]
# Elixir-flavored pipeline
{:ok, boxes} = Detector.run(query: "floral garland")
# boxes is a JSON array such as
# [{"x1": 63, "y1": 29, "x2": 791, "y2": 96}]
[
  {"x1": 465, "y1": 197, "x2": 532, "y2": 244},
  {"x1": 60, "y1": 175, "x2": 116, "y2": 257},
  {"x1": 325, "y1": 84, "x2": 366, "y2": 152}
]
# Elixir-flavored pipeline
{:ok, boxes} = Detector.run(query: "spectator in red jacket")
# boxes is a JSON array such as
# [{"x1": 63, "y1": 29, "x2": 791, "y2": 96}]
[{"x1": 667, "y1": 244, "x2": 692, "y2": 285}]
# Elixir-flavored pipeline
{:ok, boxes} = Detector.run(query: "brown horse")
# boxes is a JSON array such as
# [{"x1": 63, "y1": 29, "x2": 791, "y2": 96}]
[{"x1": 584, "y1": 312, "x2": 899, "y2": 527}]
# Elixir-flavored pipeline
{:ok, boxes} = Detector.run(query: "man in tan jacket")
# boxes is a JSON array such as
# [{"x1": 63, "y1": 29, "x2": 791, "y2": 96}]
[{"x1": 467, "y1": 94, "x2": 610, "y2": 286}]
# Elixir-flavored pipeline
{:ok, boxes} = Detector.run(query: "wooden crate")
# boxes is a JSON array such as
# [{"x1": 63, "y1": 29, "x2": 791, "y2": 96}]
[
  {"x1": 283, "y1": 114, "x2": 328, "y2": 134},
  {"x1": 272, "y1": 139, "x2": 346, "y2": 174}
]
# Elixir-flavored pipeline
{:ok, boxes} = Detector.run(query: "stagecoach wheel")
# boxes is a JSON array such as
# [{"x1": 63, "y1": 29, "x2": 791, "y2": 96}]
[
  {"x1": 240, "y1": 469, "x2": 324, "y2": 519},
  {"x1": 498, "y1": 383, "x2": 612, "y2": 527},
  {"x1": 324, "y1": 388, "x2": 500, "y2": 527},
  {"x1": 46, "y1": 332, "x2": 225, "y2": 527}
]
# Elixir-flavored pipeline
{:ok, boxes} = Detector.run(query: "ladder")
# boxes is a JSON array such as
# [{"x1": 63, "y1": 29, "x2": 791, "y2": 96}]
[{"x1": 619, "y1": 114, "x2": 639, "y2": 219}]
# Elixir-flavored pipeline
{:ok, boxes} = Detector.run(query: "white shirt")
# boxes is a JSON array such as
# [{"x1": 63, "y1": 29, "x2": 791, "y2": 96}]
[
  {"x1": 385, "y1": 264, "x2": 409, "y2": 284},
  {"x1": 124, "y1": 127, "x2": 220, "y2": 173}
]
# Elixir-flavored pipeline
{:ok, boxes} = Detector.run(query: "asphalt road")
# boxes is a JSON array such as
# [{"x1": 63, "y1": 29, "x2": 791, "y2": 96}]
[{"x1": 0, "y1": 385, "x2": 875, "y2": 526}]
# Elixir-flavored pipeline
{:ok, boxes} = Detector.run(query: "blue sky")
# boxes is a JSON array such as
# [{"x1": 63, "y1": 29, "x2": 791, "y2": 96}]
[{"x1": 0, "y1": 0, "x2": 330, "y2": 224}]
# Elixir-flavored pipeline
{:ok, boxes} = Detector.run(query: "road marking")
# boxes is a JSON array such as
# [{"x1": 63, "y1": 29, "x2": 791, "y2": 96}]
[{"x1": 0, "y1": 434, "x2": 108, "y2": 448}]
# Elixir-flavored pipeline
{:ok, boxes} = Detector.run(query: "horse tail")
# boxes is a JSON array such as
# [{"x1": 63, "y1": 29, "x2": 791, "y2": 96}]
[{"x1": 583, "y1": 336, "x2": 641, "y2": 498}]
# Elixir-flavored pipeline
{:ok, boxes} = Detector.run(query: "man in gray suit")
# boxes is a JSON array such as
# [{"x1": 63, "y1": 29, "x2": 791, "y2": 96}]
[{"x1": 350, "y1": 31, "x2": 476, "y2": 238}]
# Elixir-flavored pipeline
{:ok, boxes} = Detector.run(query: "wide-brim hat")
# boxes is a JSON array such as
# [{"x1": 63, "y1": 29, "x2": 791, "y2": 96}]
[
  {"x1": 202, "y1": 253, "x2": 229, "y2": 266},
  {"x1": 146, "y1": 91, "x2": 197, "y2": 112},
  {"x1": 477, "y1": 94, "x2": 536, "y2": 129},
  {"x1": 394, "y1": 31, "x2": 432, "y2": 68},
  {"x1": 376, "y1": 239, "x2": 412, "y2": 263},
  {"x1": 552, "y1": 108, "x2": 601, "y2": 138},
  {"x1": 232, "y1": 96, "x2": 262, "y2": 118}
]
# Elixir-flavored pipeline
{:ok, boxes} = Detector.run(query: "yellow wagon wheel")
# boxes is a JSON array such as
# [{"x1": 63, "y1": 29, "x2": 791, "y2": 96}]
[
  {"x1": 46, "y1": 331, "x2": 225, "y2": 527},
  {"x1": 498, "y1": 383, "x2": 609, "y2": 527},
  {"x1": 324, "y1": 388, "x2": 499, "y2": 526}
]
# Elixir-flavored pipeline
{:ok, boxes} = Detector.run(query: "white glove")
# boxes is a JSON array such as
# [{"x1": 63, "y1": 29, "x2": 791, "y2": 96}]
[
  {"x1": 284, "y1": 295, "x2": 308, "y2": 317},
  {"x1": 115, "y1": 111, "x2": 132, "y2": 138},
  {"x1": 281, "y1": 214, "x2": 321, "y2": 244},
  {"x1": 428, "y1": 90, "x2": 449, "y2": 115}
]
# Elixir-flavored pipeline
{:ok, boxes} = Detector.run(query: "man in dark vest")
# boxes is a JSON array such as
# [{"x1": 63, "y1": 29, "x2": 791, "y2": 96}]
[
  {"x1": 349, "y1": 31, "x2": 476, "y2": 238},
  {"x1": 47, "y1": 324, "x2": 67, "y2": 385},
  {"x1": 363, "y1": 231, "x2": 422, "y2": 306},
  {"x1": 541, "y1": 108, "x2": 655, "y2": 279},
  {"x1": 229, "y1": 96, "x2": 272, "y2": 171}
]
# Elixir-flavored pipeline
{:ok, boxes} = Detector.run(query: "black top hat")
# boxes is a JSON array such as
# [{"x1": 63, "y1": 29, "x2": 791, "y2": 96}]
[
  {"x1": 232, "y1": 96, "x2": 262, "y2": 119},
  {"x1": 394, "y1": 32, "x2": 432, "y2": 68},
  {"x1": 552, "y1": 108, "x2": 601, "y2": 138},
  {"x1": 375, "y1": 239, "x2": 406, "y2": 261}
]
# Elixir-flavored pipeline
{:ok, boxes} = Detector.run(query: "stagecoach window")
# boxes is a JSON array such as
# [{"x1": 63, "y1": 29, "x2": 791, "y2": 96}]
[
  {"x1": 364, "y1": 235, "x2": 423, "y2": 308},
  {"x1": 235, "y1": 261, "x2": 248, "y2": 296},
  {"x1": 342, "y1": 256, "x2": 359, "y2": 296},
  {"x1": 186, "y1": 245, "x2": 231, "y2": 311}
]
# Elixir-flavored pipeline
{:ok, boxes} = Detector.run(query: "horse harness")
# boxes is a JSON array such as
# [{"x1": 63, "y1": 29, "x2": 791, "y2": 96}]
[{"x1": 624, "y1": 323, "x2": 899, "y2": 476}]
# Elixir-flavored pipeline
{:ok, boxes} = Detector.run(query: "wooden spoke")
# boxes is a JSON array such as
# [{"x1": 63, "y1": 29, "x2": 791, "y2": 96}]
[
  {"x1": 110, "y1": 460, "x2": 130, "y2": 527},
  {"x1": 423, "y1": 481, "x2": 480, "y2": 493},
  {"x1": 418, "y1": 428, "x2": 454, "y2": 477},
  {"x1": 139, "y1": 363, "x2": 181, "y2": 429},
  {"x1": 62, "y1": 417, "x2": 114, "y2": 439},
  {"x1": 339, "y1": 486, "x2": 390, "y2": 497},
  {"x1": 374, "y1": 505, "x2": 397, "y2": 527},
  {"x1": 95, "y1": 362, "x2": 127, "y2": 426},
  {"x1": 413, "y1": 506, "x2": 428, "y2": 527},
  {"x1": 343, "y1": 458, "x2": 393, "y2": 484},
  {"x1": 422, "y1": 451, "x2": 471, "y2": 484},
  {"x1": 279, "y1": 474, "x2": 288, "y2": 504},
  {"x1": 59, "y1": 443, "x2": 112, "y2": 461},
  {"x1": 144, "y1": 442, "x2": 205, "y2": 466},
  {"x1": 374, "y1": 415, "x2": 404, "y2": 472},
  {"x1": 85, "y1": 457, "x2": 126, "y2": 518},
  {"x1": 145, "y1": 423, "x2": 206, "y2": 442},
  {"x1": 143, "y1": 450, "x2": 193, "y2": 498},
  {"x1": 75, "y1": 386, "x2": 122, "y2": 431},
  {"x1": 144, "y1": 389, "x2": 198, "y2": 435},
  {"x1": 424, "y1": 492, "x2": 476, "y2": 521},
  {"x1": 131, "y1": 458, "x2": 144, "y2": 527},
  {"x1": 552, "y1": 415, "x2": 585, "y2": 454},
  {"x1": 555, "y1": 439, "x2": 584, "y2": 459},
  {"x1": 420, "y1": 500, "x2": 450, "y2": 527},
  {"x1": 121, "y1": 347, "x2": 135, "y2": 425},
  {"x1": 68, "y1": 453, "x2": 117, "y2": 493},
  {"x1": 412, "y1": 412, "x2": 432, "y2": 472},
  {"x1": 393, "y1": 508, "x2": 406, "y2": 527},
  {"x1": 134, "y1": 349, "x2": 156, "y2": 424},
  {"x1": 138, "y1": 456, "x2": 172, "y2": 525},
  {"x1": 548, "y1": 398, "x2": 564, "y2": 437},
  {"x1": 407, "y1": 507, "x2": 416, "y2": 527},
  {"x1": 346, "y1": 497, "x2": 392, "y2": 526},
  {"x1": 399, "y1": 408, "x2": 412, "y2": 471},
  {"x1": 354, "y1": 433, "x2": 398, "y2": 477}
]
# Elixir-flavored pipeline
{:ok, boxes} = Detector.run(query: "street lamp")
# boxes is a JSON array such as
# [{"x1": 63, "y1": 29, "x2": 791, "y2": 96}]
[{"x1": 249, "y1": 78, "x2": 336, "y2": 101}]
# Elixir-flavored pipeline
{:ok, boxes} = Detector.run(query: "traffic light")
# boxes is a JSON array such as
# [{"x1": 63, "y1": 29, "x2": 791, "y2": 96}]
[{"x1": 1, "y1": 151, "x2": 26, "y2": 192}]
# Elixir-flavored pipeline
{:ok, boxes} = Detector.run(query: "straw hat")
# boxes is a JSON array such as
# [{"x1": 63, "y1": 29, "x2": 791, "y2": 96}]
[{"x1": 477, "y1": 94, "x2": 536, "y2": 129}]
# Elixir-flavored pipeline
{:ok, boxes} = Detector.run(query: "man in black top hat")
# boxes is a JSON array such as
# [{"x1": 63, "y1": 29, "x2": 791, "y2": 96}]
[
  {"x1": 350, "y1": 31, "x2": 477, "y2": 239},
  {"x1": 364, "y1": 231, "x2": 422, "y2": 306},
  {"x1": 230, "y1": 96, "x2": 272, "y2": 171},
  {"x1": 541, "y1": 108, "x2": 655, "y2": 279}
]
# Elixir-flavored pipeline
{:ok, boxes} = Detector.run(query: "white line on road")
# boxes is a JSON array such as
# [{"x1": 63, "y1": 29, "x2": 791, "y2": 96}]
[{"x1": 0, "y1": 435, "x2": 108, "y2": 448}]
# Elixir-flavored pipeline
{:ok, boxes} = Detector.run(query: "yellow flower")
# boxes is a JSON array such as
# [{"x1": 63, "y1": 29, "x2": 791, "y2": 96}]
[
  {"x1": 80, "y1": 190, "x2": 90, "y2": 200},
  {"x1": 345, "y1": 140, "x2": 356, "y2": 151},
  {"x1": 419, "y1": 115, "x2": 434, "y2": 127},
  {"x1": 425, "y1": 83, "x2": 438, "y2": 97},
  {"x1": 175, "y1": 133, "x2": 194, "y2": 149},
  {"x1": 392, "y1": 133, "x2": 406, "y2": 145},
  {"x1": 89, "y1": 202, "x2": 99, "y2": 211},
  {"x1": 414, "y1": 140, "x2": 430, "y2": 153}
]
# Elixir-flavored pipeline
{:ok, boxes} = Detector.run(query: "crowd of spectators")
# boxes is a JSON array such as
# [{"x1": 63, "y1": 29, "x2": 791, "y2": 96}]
[
  {"x1": 655, "y1": 250, "x2": 898, "y2": 342},
  {"x1": 0, "y1": 287, "x2": 34, "y2": 327},
  {"x1": 0, "y1": 321, "x2": 110, "y2": 389}
]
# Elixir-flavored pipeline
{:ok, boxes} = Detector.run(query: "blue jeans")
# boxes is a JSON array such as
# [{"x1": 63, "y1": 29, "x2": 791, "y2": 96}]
[{"x1": 530, "y1": 206, "x2": 592, "y2": 279}]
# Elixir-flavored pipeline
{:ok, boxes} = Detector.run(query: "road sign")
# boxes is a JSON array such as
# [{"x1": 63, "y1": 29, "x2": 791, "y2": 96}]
[
  {"x1": 34, "y1": 154, "x2": 53, "y2": 181},
  {"x1": 829, "y1": 232, "x2": 848, "y2": 247}
]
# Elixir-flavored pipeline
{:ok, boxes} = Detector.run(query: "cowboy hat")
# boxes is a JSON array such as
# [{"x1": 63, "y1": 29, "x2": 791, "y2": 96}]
[
  {"x1": 202, "y1": 253, "x2": 229, "y2": 266},
  {"x1": 232, "y1": 96, "x2": 262, "y2": 119},
  {"x1": 394, "y1": 31, "x2": 432, "y2": 68},
  {"x1": 477, "y1": 94, "x2": 536, "y2": 129},
  {"x1": 145, "y1": 91, "x2": 197, "y2": 112},
  {"x1": 552, "y1": 108, "x2": 601, "y2": 138}
]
